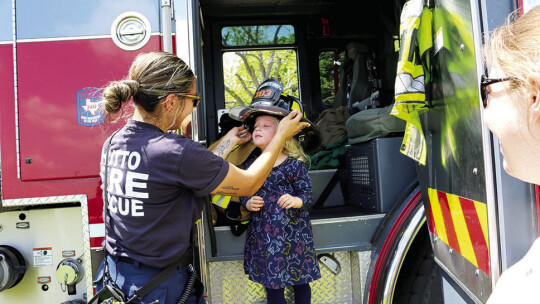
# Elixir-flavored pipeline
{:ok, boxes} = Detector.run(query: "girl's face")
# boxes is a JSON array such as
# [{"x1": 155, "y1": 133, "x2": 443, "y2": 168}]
[
  {"x1": 483, "y1": 68, "x2": 540, "y2": 183},
  {"x1": 252, "y1": 115, "x2": 278, "y2": 150}
]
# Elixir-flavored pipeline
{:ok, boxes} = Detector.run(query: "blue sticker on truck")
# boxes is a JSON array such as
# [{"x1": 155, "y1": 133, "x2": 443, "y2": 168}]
[{"x1": 76, "y1": 88, "x2": 104, "y2": 127}]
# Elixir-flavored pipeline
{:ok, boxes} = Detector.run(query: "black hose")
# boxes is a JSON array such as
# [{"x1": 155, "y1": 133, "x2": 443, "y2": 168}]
[{"x1": 177, "y1": 265, "x2": 197, "y2": 304}]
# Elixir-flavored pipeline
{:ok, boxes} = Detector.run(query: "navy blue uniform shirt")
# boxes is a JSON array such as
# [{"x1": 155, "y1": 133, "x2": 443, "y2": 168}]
[{"x1": 100, "y1": 120, "x2": 229, "y2": 268}]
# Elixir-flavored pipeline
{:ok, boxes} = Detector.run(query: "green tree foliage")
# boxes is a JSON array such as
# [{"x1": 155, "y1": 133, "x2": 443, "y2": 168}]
[{"x1": 222, "y1": 25, "x2": 299, "y2": 108}]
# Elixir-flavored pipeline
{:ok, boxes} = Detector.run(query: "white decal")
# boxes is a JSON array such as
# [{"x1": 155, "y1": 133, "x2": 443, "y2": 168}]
[
  {"x1": 109, "y1": 168, "x2": 125, "y2": 195},
  {"x1": 33, "y1": 247, "x2": 53, "y2": 267},
  {"x1": 127, "y1": 152, "x2": 141, "y2": 170},
  {"x1": 103, "y1": 149, "x2": 149, "y2": 217},
  {"x1": 131, "y1": 199, "x2": 145, "y2": 216},
  {"x1": 126, "y1": 171, "x2": 149, "y2": 198},
  {"x1": 82, "y1": 99, "x2": 102, "y2": 115}
]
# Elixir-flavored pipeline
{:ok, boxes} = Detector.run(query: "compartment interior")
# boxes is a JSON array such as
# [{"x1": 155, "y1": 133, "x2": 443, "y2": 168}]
[{"x1": 197, "y1": 0, "x2": 417, "y2": 258}]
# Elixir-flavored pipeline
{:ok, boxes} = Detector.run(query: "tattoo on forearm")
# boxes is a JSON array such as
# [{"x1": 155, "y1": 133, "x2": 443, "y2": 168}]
[
  {"x1": 215, "y1": 185, "x2": 239, "y2": 196},
  {"x1": 215, "y1": 191, "x2": 237, "y2": 196},
  {"x1": 213, "y1": 140, "x2": 231, "y2": 157}
]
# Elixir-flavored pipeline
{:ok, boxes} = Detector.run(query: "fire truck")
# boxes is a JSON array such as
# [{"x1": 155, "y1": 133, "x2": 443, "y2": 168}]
[{"x1": 1, "y1": 0, "x2": 538, "y2": 303}]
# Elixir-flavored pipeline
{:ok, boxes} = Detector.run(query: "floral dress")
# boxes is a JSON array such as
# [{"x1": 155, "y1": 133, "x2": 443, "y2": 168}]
[{"x1": 240, "y1": 156, "x2": 321, "y2": 289}]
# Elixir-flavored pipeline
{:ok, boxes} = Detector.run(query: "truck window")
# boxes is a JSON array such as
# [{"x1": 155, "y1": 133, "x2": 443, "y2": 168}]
[
  {"x1": 221, "y1": 25, "x2": 299, "y2": 109},
  {"x1": 223, "y1": 50, "x2": 299, "y2": 108},
  {"x1": 222, "y1": 25, "x2": 295, "y2": 46}
]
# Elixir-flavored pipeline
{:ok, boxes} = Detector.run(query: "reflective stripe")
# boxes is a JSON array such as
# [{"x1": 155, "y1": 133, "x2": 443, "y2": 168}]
[
  {"x1": 474, "y1": 200, "x2": 489, "y2": 245},
  {"x1": 448, "y1": 194, "x2": 478, "y2": 268},
  {"x1": 394, "y1": 73, "x2": 425, "y2": 95},
  {"x1": 463, "y1": 197, "x2": 489, "y2": 275},
  {"x1": 427, "y1": 188, "x2": 490, "y2": 275},
  {"x1": 428, "y1": 188, "x2": 448, "y2": 244},
  {"x1": 437, "y1": 191, "x2": 461, "y2": 253},
  {"x1": 400, "y1": 0, "x2": 424, "y2": 19},
  {"x1": 212, "y1": 194, "x2": 232, "y2": 209},
  {"x1": 89, "y1": 223, "x2": 105, "y2": 238}
]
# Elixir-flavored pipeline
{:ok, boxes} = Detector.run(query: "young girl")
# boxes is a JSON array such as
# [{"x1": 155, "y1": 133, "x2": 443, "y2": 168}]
[{"x1": 240, "y1": 114, "x2": 321, "y2": 304}]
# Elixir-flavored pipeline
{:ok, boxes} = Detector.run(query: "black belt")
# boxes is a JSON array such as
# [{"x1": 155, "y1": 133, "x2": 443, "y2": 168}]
[{"x1": 117, "y1": 254, "x2": 190, "y2": 268}]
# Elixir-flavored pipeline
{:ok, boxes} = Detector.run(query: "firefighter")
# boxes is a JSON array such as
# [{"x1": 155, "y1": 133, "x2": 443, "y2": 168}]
[
  {"x1": 482, "y1": 6, "x2": 540, "y2": 304},
  {"x1": 96, "y1": 51, "x2": 309, "y2": 304}
]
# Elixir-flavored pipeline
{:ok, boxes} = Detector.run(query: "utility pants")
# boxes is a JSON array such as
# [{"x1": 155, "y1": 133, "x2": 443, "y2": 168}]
[{"x1": 94, "y1": 255, "x2": 205, "y2": 304}]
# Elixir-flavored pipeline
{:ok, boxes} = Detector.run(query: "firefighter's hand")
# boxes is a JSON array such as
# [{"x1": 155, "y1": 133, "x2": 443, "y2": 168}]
[
  {"x1": 275, "y1": 110, "x2": 310, "y2": 142},
  {"x1": 246, "y1": 196, "x2": 264, "y2": 212},
  {"x1": 212, "y1": 126, "x2": 251, "y2": 159},
  {"x1": 487, "y1": 238, "x2": 540, "y2": 304},
  {"x1": 277, "y1": 194, "x2": 303, "y2": 209},
  {"x1": 225, "y1": 125, "x2": 252, "y2": 146}
]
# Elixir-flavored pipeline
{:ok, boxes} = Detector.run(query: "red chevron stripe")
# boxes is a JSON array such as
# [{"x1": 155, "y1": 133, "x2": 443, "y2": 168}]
[
  {"x1": 459, "y1": 197, "x2": 490, "y2": 275},
  {"x1": 90, "y1": 237, "x2": 103, "y2": 248},
  {"x1": 426, "y1": 200, "x2": 436, "y2": 235},
  {"x1": 437, "y1": 191, "x2": 461, "y2": 253}
]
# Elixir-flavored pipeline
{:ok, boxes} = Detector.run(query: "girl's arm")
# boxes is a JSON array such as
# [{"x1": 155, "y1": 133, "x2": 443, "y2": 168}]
[
  {"x1": 292, "y1": 161, "x2": 313, "y2": 208},
  {"x1": 277, "y1": 161, "x2": 313, "y2": 209},
  {"x1": 242, "y1": 196, "x2": 265, "y2": 212}
]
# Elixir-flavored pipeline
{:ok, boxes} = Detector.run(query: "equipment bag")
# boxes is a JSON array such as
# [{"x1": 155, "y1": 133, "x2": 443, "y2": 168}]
[{"x1": 346, "y1": 105, "x2": 406, "y2": 145}]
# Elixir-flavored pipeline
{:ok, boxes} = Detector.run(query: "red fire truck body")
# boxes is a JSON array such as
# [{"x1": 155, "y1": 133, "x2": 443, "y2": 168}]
[
  {"x1": 0, "y1": 2, "x2": 181, "y2": 302},
  {"x1": 1, "y1": 0, "x2": 539, "y2": 303}
]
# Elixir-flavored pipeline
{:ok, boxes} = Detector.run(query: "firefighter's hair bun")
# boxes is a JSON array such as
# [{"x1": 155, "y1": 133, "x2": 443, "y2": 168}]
[
  {"x1": 102, "y1": 79, "x2": 139, "y2": 114},
  {"x1": 102, "y1": 52, "x2": 196, "y2": 115}
]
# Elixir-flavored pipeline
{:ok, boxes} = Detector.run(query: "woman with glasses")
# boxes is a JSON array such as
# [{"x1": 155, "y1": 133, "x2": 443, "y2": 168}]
[
  {"x1": 483, "y1": 6, "x2": 540, "y2": 304},
  {"x1": 95, "y1": 51, "x2": 309, "y2": 304}
]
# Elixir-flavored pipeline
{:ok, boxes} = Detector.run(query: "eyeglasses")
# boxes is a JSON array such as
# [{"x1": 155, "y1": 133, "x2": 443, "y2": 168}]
[
  {"x1": 177, "y1": 93, "x2": 202, "y2": 107},
  {"x1": 481, "y1": 75, "x2": 514, "y2": 108}
]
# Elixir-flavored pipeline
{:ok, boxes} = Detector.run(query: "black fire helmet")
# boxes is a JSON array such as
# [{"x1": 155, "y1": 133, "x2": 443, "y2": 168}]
[{"x1": 229, "y1": 78, "x2": 321, "y2": 154}]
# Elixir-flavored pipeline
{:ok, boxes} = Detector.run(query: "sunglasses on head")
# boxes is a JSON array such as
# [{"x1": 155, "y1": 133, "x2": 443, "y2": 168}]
[
  {"x1": 480, "y1": 75, "x2": 514, "y2": 108},
  {"x1": 177, "y1": 93, "x2": 202, "y2": 107}
]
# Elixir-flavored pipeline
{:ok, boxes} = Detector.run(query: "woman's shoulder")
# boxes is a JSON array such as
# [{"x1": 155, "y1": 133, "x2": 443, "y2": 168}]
[
  {"x1": 488, "y1": 238, "x2": 540, "y2": 303},
  {"x1": 147, "y1": 134, "x2": 213, "y2": 161},
  {"x1": 150, "y1": 133, "x2": 193, "y2": 150}
]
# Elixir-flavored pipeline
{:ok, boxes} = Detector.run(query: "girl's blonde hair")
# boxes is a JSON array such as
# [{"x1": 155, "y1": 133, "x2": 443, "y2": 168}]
[
  {"x1": 284, "y1": 137, "x2": 310, "y2": 165},
  {"x1": 266, "y1": 116, "x2": 310, "y2": 165},
  {"x1": 484, "y1": 6, "x2": 540, "y2": 96},
  {"x1": 102, "y1": 51, "x2": 195, "y2": 116}
]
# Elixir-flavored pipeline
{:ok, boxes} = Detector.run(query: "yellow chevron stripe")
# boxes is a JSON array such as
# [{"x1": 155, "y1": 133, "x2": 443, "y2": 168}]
[
  {"x1": 447, "y1": 194, "x2": 478, "y2": 268},
  {"x1": 428, "y1": 188, "x2": 448, "y2": 244},
  {"x1": 474, "y1": 200, "x2": 489, "y2": 247}
]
